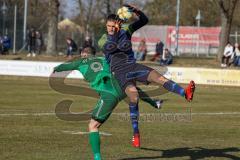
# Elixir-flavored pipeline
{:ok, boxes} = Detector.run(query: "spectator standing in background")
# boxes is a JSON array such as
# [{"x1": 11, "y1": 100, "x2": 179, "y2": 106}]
[
  {"x1": 27, "y1": 28, "x2": 36, "y2": 57},
  {"x1": 66, "y1": 38, "x2": 78, "y2": 59},
  {"x1": 233, "y1": 43, "x2": 240, "y2": 66},
  {"x1": 35, "y1": 30, "x2": 43, "y2": 55},
  {"x1": 221, "y1": 42, "x2": 234, "y2": 67},
  {"x1": 3, "y1": 35, "x2": 11, "y2": 53},
  {"x1": 134, "y1": 39, "x2": 147, "y2": 61},
  {"x1": 151, "y1": 41, "x2": 164, "y2": 61},
  {"x1": 0, "y1": 35, "x2": 11, "y2": 55},
  {"x1": 160, "y1": 48, "x2": 173, "y2": 66}
]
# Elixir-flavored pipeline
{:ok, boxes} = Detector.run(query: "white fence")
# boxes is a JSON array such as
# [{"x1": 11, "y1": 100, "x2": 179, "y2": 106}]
[{"x1": 1, "y1": 60, "x2": 240, "y2": 86}]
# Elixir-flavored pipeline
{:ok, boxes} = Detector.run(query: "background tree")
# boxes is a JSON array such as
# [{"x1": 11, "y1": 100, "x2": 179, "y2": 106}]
[
  {"x1": 215, "y1": 0, "x2": 239, "y2": 60},
  {"x1": 4, "y1": 0, "x2": 240, "y2": 54},
  {"x1": 144, "y1": 0, "x2": 220, "y2": 26},
  {"x1": 46, "y1": 0, "x2": 59, "y2": 55},
  {"x1": 6, "y1": 0, "x2": 50, "y2": 30},
  {"x1": 232, "y1": 1, "x2": 240, "y2": 32},
  {"x1": 74, "y1": 0, "x2": 126, "y2": 45}
]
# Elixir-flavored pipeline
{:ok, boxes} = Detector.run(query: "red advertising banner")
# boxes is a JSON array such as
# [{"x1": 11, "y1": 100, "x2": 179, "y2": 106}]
[
  {"x1": 167, "y1": 26, "x2": 221, "y2": 47},
  {"x1": 131, "y1": 25, "x2": 221, "y2": 54}
]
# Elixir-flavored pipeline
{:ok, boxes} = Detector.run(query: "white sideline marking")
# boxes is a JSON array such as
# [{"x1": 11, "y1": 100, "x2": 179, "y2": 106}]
[
  {"x1": 190, "y1": 112, "x2": 240, "y2": 115},
  {"x1": 0, "y1": 112, "x2": 240, "y2": 116},
  {"x1": 0, "y1": 112, "x2": 55, "y2": 116},
  {"x1": 62, "y1": 130, "x2": 112, "y2": 136},
  {"x1": 114, "y1": 112, "x2": 240, "y2": 116}
]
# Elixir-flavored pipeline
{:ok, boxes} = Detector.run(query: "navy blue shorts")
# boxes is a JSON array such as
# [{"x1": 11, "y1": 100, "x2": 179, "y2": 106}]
[{"x1": 112, "y1": 63, "x2": 153, "y2": 91}]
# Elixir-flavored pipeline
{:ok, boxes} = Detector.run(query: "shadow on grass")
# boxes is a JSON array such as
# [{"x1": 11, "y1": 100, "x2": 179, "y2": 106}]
[{"x1": 119, "y1": 147, "x2": 240, "y2": 160}]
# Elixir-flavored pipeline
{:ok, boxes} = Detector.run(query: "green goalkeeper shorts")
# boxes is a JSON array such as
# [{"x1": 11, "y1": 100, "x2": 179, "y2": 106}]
[{"x1": 91, "y1": 76, "x2": 125, "y2": 123}]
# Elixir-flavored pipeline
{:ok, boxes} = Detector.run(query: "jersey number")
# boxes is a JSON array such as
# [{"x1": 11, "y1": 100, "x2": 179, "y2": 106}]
[{"x1": 90, "y1": 62, "x2": 103, "y2": 72}]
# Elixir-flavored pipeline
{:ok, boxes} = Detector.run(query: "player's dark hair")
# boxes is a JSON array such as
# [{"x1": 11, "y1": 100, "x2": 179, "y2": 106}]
[
  {"x1": 107, "y1": 14, "x2": 121, "y2": 22},
  {"x1": 106, "y1": 14, "x2": 123, "y2": 32}
]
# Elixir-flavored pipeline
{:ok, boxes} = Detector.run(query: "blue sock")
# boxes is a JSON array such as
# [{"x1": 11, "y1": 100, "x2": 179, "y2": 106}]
[
  {"x1": 129, "y1": 102, "x2": 139, "y2": 134},
  {"x1": 163, "y1": 80, "x2": 185, "y2": 97}
]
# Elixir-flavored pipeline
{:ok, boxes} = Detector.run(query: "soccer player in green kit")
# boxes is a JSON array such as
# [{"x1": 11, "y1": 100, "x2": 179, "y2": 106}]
[{"x1": 53, "y1": 47, "x2": 162, "y2": 160}]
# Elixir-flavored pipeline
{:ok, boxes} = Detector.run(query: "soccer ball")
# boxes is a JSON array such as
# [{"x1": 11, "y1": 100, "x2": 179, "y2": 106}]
[{"x1": 117, "y1": 6, "x2": 133, "y2": 21}]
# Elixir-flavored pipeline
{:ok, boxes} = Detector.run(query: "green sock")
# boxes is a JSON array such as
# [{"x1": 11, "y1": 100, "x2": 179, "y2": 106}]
[
  {"x1": 89, "y1": 131, "x2": 101, "y2": 160},
  {"x1": 94, "y1": 153, "x2": 101, "y2": 160}
]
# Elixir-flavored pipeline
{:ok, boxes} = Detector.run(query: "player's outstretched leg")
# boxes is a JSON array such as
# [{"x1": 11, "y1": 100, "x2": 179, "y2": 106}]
[
  {"x1": 125, "y1": 86, "x2": 141, "y2": 148},
  {"x1": 147, "y1": 70, "x2": 195, "y2": 102},
  {"x1": 89, "y1": 119, "x2": 102, "y2": 160}
]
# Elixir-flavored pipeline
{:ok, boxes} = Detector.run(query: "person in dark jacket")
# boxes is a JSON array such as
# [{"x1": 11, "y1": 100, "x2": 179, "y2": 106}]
[
  {"x1": 160, "y1": 48, "x2": 173, "y2": 66},
  {"x1": 27, "y1": 28, "x2": 36, "y2": 57},
  {"x1": 151, "y1": 41, "x2": 164, "y2": 61},
  {"x1": 35, "y1": 30, "x2": 43, "y2": 55},
  {"x1": 66, "y1": 37, "x2": 78, "y2": 58},
  {"x1": 0, "y1": 35, "x2": 11, "y2": 55}
]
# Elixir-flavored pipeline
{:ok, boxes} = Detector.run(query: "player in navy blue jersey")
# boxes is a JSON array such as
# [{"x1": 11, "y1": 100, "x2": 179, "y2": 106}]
[{"x1": 98, "y1": 4, "x2": 195, "y2": 148}]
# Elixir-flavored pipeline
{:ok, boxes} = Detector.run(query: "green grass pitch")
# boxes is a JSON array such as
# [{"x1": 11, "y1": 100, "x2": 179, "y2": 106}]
[{"x1": 0, "y1": 76, "x2": 240, "y2": 160}]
